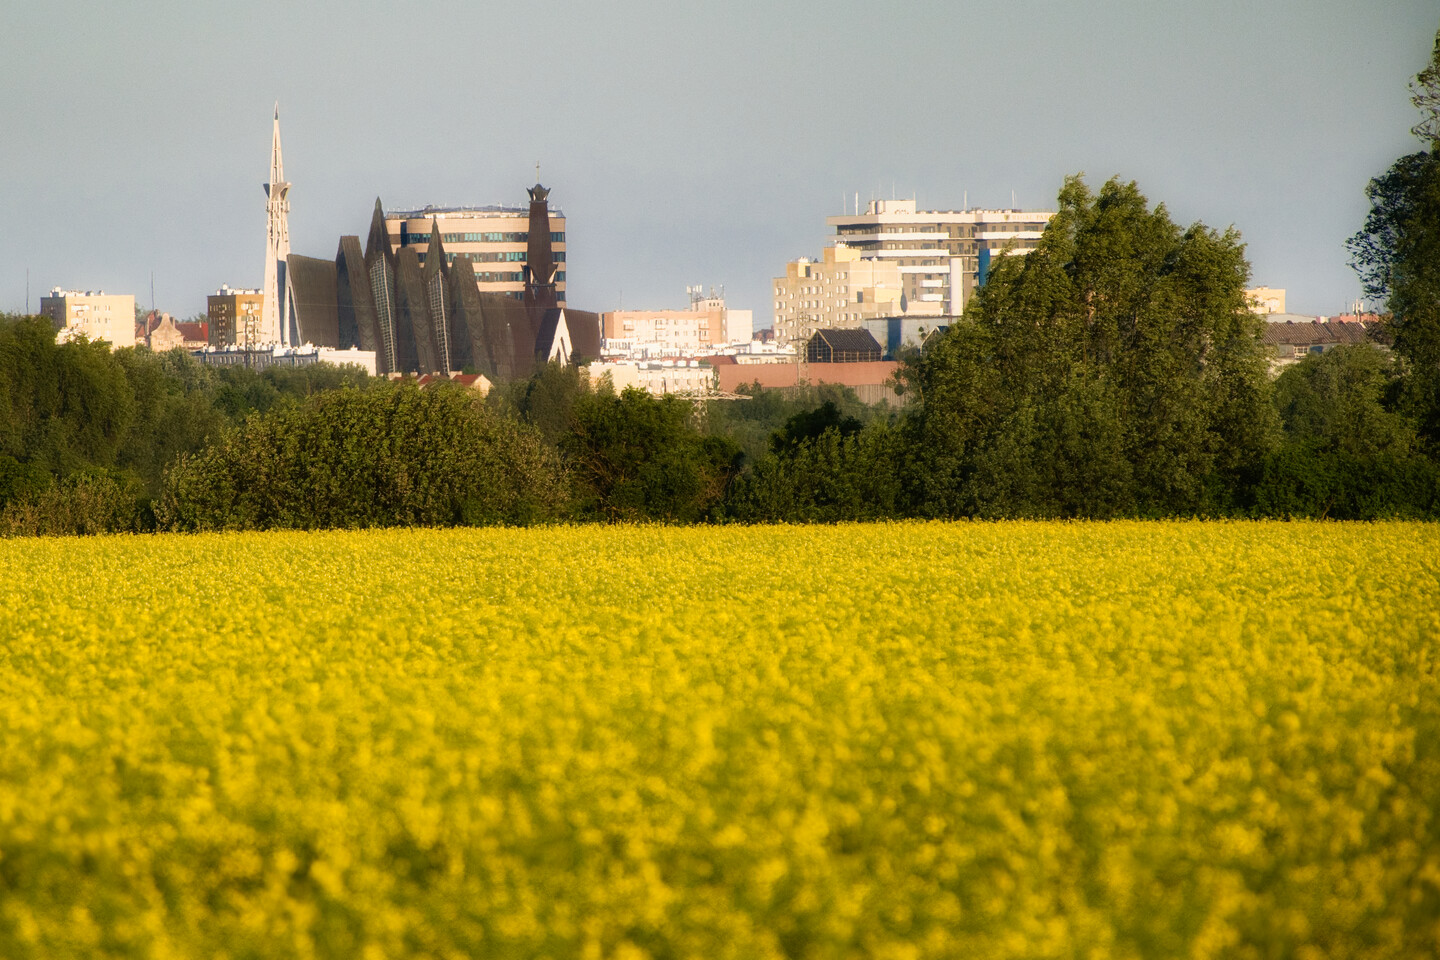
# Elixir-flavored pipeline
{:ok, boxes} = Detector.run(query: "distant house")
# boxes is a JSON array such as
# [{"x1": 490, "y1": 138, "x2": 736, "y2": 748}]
[
  {"x1": 415, "y1": 372, "x2": 492, "y2": 396},
  {"x1": 147, "y1": 314, "x2": 209, "y2": 352},
  {"x1": 1261, "y1": 319, "x2": 1386, "y2": 373},
  {"x1": 805, "y1": 328, "x2": 883, "y2": 364}
]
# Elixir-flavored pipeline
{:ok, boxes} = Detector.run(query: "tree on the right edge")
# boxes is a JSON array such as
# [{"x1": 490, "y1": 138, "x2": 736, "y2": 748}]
[{"x1": 1349, "y1": 27, "x2": 1440, "y2": 443}]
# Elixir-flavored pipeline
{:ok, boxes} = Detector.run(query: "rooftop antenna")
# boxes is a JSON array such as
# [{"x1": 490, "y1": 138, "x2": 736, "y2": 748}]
[
  {"x1": 150, "y1": 271, "x2": 156, "y2": 320},
  {"x1": 25, "y1": 267, "x2": 29, "y2": 314},
  {"x1": 1012, "y1": 189, "x2": 1017, "y2": 209},
  {"x1": 964, "y1": 190, "x2": 968, "y2": 209}
]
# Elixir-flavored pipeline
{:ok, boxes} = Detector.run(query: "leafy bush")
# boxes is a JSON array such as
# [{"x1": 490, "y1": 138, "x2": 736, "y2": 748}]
[
  {"x1": 0, "y1": 471, "x2": 144, "y2": 537},
  {"x1": 158, "y1": 383, "x2": 564, "y2": 530},
  {"x1": 726, "y1": 423, "x2": 903, "y2": 522}
]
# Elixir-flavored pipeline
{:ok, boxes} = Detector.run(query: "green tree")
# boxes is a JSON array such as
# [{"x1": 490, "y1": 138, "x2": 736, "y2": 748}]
[
  {"x1": 725, "y1": 422, "x2": 902, "y2": 522},
  {"x1": 112, "y1": 347, "x2": 226, "y2": 498},
  {"x1": 1251, "y1": 346, "x2": 1439, "y2": 519},
  {"x1": 1273, "y1": 345, "x2": 1415, "y2": 459},
  {"x1": 900, "y1": 176, "x2": 1277, "y2": 517},
  {"x1": 491, "y1": 361, "x2": 590, "y2": 447},
  {"x1": 707, "y1": 381, "x2": 890, "y2": 466},
  {"x1": 0, "y1": 316, "x2": 136, "y2": 488},
  {"x1": 1349, "y1": 28, "x2": 1440, "y2": 442},
  {"x1": 562, "y1": 388, "x2": 740, "y2": 522}
]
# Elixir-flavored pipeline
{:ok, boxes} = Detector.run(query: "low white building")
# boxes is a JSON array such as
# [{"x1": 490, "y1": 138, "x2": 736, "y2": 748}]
[
  {"x1": 583, "y1": 359, "x2": 717, "y2": 397},
  {"x1": 191, "y1": 344, "x2": 378, "y2": 376}
]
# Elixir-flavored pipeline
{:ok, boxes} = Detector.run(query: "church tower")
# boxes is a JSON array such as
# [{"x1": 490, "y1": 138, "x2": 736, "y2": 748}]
[
  {"x1": 260, "y1": 105, "x2": 292, "y2": 345},
  {"x1": 522, "y1": 180, "x2": 558, "y2": 320}
]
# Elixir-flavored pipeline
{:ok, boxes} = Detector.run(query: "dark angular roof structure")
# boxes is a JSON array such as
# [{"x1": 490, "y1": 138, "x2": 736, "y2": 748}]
[
  {"x1": 806, "y1": 327, "x2": 884, "y2": 363},
  {"x1": 564, "y1": 308, "x2": 602, "y2": 360},
  {"x1": 336, "y1": 236, "x2": 375, "y2": 354},
  {"x1": 286, "y1": 186, "x2": 600, "y2": 379},
  {"x1": 286, "y1": 255, "x2": 339, "y2": 348},
  {"x1": 1261, "y1": 320, "x2": 1379, "y2": 349}
]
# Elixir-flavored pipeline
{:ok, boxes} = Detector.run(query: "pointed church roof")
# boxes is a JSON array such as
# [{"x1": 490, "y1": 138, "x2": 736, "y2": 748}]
[
  {"x1": 422, "y1": 216, "x2": 446, "y2": 282},
  {"x1": 364, "y1": 198, "x2": 392, "y2": 263}
]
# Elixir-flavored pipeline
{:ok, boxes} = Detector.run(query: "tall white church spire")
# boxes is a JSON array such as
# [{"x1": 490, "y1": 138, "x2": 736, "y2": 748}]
[{"x1": 260, "y1": 103, "x2": 291, "y2": 345}]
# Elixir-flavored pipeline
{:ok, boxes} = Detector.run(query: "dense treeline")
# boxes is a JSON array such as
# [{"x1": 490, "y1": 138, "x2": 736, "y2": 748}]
[
  {"x1": 0, "y1": 315, "x2": 370, "y2": 534},
  {"x1": 7, "y1": 130, "x2": 1440, "y2": 534},
  {"x1": 3, "y1": 185, "x2": 1438, "y2": 534}
]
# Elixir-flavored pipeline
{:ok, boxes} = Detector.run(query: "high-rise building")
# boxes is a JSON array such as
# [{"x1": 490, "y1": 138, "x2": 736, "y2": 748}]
[
  {"x1": 824, "y1": 197, "x2": 1054, "y2": 317},
  {"x1": 771, "y1": 245, "x2": 903, "y2": 346},
  {"x1": 40, "y1": 289, "x2": 136, "y2": 348},
  {"x1": 207, "y1": 286, "x2": 265, "y2": 347},
  {"x1": 385, "y1": 203, "x2": 566, "y2": 305}
]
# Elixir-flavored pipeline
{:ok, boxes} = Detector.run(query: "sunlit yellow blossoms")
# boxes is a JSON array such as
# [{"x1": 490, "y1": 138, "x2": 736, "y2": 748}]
[{"x1": 0, "y1": 522, "x2": 1437, "y2": 958}]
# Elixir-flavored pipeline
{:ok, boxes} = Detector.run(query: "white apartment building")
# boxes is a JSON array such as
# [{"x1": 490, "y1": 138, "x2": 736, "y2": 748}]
[
  {"x1": 40, "y1": 289, "x2": 136, "y2": 349},
  {"x1": 825, "y1": 197, "x2": 1054, "y2": 317}
]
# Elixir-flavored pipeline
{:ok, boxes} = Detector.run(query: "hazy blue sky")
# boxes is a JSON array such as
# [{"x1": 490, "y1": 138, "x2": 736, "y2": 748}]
[{"x1": 2, "y1": 1, "x2": 1435, "y2": 327}]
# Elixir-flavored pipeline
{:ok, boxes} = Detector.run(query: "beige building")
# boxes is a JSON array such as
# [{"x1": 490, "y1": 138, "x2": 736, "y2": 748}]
[
  {"x1": 40, "y1": 289, "x2": 136, "y2": 349},
  {"x1": 825, "y1": 197, "x2": 1053, "y2": 318},
  {"x1": 603, "y1": 288, "x2": 752, "y2": 354},
  {"x1": 772, "y1": 244, "x2": 903, "y2": 346},
  {"x1": 1245, "y1": 286, "x2": 1287, "y2": 314},
  {"x1": 386, "y1": 205, "x2": 566, "y2": 304},
  {"x1": 207, "y1": 286, "x2": 265, "y2": 347}
]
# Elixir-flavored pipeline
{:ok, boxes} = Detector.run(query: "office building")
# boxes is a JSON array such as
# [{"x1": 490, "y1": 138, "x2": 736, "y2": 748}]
[
  {"x1": 386, "y1": 205, "x2": 566, "y2": 305},
  {"x1": 825, "y1": 197, "x2": 1053, "y2": 316},
  {"x1": 40, "y1": 289, "x2": 136, "y2": 349}
]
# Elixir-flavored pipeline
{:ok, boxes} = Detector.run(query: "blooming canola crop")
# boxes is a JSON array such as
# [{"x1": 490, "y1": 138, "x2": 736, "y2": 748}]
[{"x1": 0, "y1": 522, "x2": 1437, "y2": 959}]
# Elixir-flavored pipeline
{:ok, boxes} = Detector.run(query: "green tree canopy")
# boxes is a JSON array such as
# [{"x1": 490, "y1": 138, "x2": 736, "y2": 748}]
[
  {"x1": 1349, "y1": 27, "x2": 1440, "y2": 442},
  {"x1": 901, "y1": 175, "x2": 1276, "y2": 517}
]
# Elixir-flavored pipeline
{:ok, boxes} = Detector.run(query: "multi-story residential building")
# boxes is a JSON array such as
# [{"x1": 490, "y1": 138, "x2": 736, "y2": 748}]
[
  {"x1": 385, "y1": 205, "x2": 566, "y2": 305},
  {"x1": 602, "y1": 287, "x2": 752, "y2": 355},
  {"x1": 207, "y1": 286, "x2": 265, "y2": 347},
  {"x1": 1245, "y1": 286, "x2": 1287, "y2": 314},
  {"x1": 40, "y1": 289, "x2": 136, "y2": 348},
  {"x1": 825, "y1": 197, "x2": 1053, "y2": 317},
  {"x1": 772, "y1": 244, "x2": 903, "y2": 346}
]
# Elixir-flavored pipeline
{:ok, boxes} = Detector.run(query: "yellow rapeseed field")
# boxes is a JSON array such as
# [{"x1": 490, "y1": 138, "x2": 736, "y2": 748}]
[{"x1": 0, "y1": 522, "x2": 1437, "y2": 959}]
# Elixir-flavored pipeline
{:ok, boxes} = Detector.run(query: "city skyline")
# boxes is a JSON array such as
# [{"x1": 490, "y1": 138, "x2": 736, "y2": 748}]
[{"x1": 2, "y1": 1, "x2": 1435, "y2": 328}]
